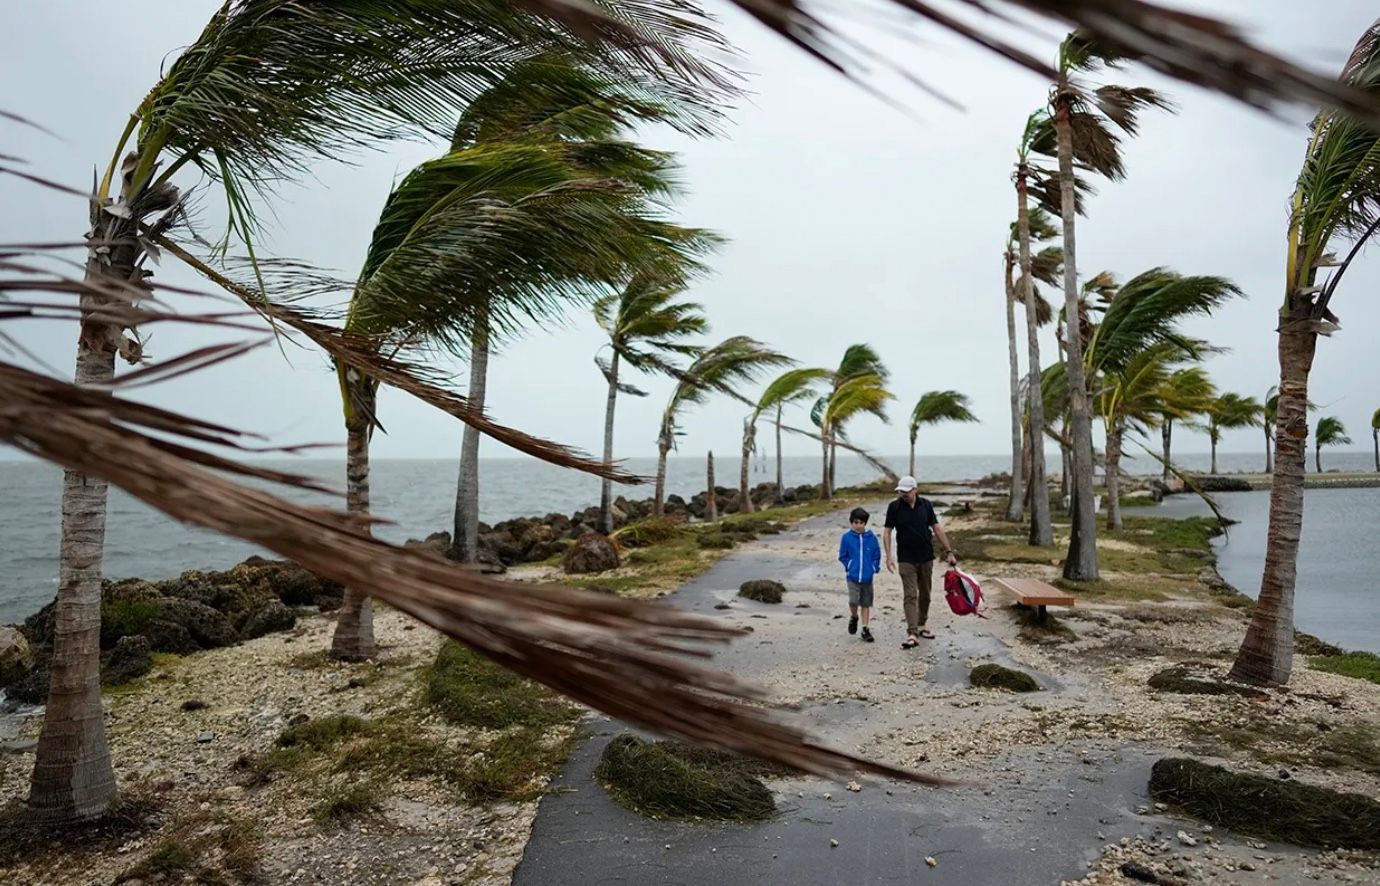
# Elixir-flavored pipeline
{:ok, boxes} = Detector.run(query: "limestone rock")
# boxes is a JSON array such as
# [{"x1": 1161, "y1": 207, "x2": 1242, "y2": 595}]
[
  {"x1": 0, "y1": 625, "x2": 33, "y2": 685},
  {"x1": 562, "y1": 535, "x2": 620, "y2": 575}
]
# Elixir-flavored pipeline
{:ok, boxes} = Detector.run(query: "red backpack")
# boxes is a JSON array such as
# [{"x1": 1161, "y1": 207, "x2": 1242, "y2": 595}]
[{"x1": 944, "y1": 568, "x2": 988, "y2": 618}]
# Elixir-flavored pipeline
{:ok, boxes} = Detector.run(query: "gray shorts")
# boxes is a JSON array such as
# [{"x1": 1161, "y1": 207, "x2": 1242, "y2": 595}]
[{"x1": 847, "y1": 580, "x2": 874, "y2": 608}]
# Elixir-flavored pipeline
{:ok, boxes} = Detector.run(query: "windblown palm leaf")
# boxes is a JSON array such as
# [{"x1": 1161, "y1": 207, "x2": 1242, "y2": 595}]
[
  {"x1": 1315, "y1": 415, "x2": 1351, "y2": 447},
  {"x1": 595, "y1": 274, "x2": 709, "y2": 375},
  {"x1": 908, "y1": 390, "x2": 978, "y2": 442},
  {"x1": 1208, "y1": 393, "x2": 1264, "y2": 443},
  {"x1": 661, "y1": 336, "x2": 793, "y2": 443},
  {"x1": 1155, "y1": 367, "x2": 1216, "y2": 423},
  {"x1": 1086, "y1": 268, "x2": 1241, "y2": 374},
  {"x1": 752, "y1": 367, "x2": 832, "y2": 422}
]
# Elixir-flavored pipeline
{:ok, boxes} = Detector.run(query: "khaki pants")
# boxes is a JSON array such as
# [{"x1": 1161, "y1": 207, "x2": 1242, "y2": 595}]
[{"x1": 898, "y1": 560, "x2": 934, "y2": 635}]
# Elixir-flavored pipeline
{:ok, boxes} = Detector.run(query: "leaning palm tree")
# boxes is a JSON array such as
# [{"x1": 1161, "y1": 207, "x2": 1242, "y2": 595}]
[
  {"x1": 1003, "y1": 193, "x2": 1059, "y2": 526},
  {"x1": 1372, "y1": 408, "x2": 1380, "y2": 472},
  {"x1": 440, "y1": 57, "x2": 720, "y2": 568},
  {"x1": 29, "y1": 0, "x2": 736, "y2": 825},
  {"x1": 330, "y1": 64, "x2": 718, "y2": 659},
  {"x1": 1046, "y1": 30, "x2": 1175, "y2": 580},
  {"x1": 1231, "y1": 24, "x2": 1380, "y2": 687},
  {"x1": 907, "y1": 391, "x2": 978, "y2": 477},
  {"x1": 815, "y1": 373, "x2": 894, "y2": 500},
  {"x1": 743, "y1": 367, "x2": 831, "y2": 509},
  {"x1": 1206, "y1": 393, "x2": 1263, "y2": 475},
  {"x1": 596, "y1": 278, "x2": 709, "y2": 533},
  {"x1": 653, "y1": 337, "x2": 791, "y2": 515},
  {"x1": 1154, "y1": 367, "x2": 1215, "y2": 481},
  {"x1": 813, "y1": 344, "x2": 889, "y2": 497},
  {"x1": 1314, "y1": 416, "x2": 1351, "y2": 473}
]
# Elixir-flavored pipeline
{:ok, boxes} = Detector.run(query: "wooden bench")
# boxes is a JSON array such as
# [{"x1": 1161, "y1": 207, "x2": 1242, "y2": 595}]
[{"x1": 988, "y1": 577, "x2": 1075, "y2": 622}]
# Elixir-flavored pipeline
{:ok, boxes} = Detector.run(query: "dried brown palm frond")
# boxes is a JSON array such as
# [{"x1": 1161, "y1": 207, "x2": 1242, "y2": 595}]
[
  {"x1": 0, "y1": 359, "x2": 947, "y2": 786},
  {"x1": 154, "y1": 235, "x2": 645, "y2": 485},
  {"x1": 522, "y1": 0, "x2": 1380, "y2": 120}
]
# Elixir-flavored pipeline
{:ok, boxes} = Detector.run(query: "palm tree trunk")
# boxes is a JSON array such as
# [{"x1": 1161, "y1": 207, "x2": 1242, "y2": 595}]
[
  {"x1": 653, "y1": 429, "x2": 671, "y2": 517},
  {"x1": 829, "y1": 438, "x2": 837, "y2": 492},
  {"x1": 1005, "y1": 261, "x2": 1026, "y2": 522},
  {"x1": 28, "y1": 343, "x2": 119, "y2": 823},
  {"x1": 1374, "y1": 429, "x2": 1378, "y2": 472},
  {"x1": 1315, "y1": 441, "x2": 1321, "y2": 474},
  {"x1": 28, "y1": 204, "x2": 144, "y2": 822},
  {"x1": 599, "y1": 350, "x2": 620, "y2": 534},
  {"x1": 331, "y1": 409, "x2": 375, "y2": 661},
  {"x1": 707, "y1": 451, "x2": 718, "y2": 521},
  {"x1": 775, "y1": 405, "x2": 785, "y2": 504},
  {"x1": 1265, "y1": 424, "x2": 1274, "y2": 473},
  {"x1": 1211, "y1": 434, "x2": 1219, "y2": 475},
  {"x1": 739, "y1": 420, "x2": 754, "y2": 514},
  {"x1": 908, "y1": 437, "x2": 916, "y2": 479},
  {"x1": 1161, "y1": 420, "x2": 1173, "y2": 481},
  {"x1": 1229, "y1": 320, "x2": 1317, "y2": 686},
  {"x1": 820, "y1": 427, "x2": 831, "y2": 501},
  {"x1": 1054, "y1": 88, "x2": 1099, "y2": 580},
  {"x1": 1060, "y1": 438, "x2": 1071, "y2": 508},
  {"x1": 1105, "y1": 422, "x2": 1124, "y2": 531},
  {"x1": 452, "y1": 308, "x2": 489, "y2": 561},
  {"x1": 1017, "y1": 165, "x2": 1053, "y2": 546}
]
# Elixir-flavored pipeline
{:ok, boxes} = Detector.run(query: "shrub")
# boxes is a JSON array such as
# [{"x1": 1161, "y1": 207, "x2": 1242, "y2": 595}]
[{"x1": 424, "y1": 641, "x2": 577, "y2": 730}]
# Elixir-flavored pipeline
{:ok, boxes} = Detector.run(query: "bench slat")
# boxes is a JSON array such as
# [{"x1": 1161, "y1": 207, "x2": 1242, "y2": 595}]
[{"x1": 988, "y1": 577, "x2": 1075, "y2": 607}]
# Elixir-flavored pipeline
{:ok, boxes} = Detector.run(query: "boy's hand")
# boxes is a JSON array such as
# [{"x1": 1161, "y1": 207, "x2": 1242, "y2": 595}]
[{"x1": 885, "y1": 556, "x2": 896, "y2": 573}]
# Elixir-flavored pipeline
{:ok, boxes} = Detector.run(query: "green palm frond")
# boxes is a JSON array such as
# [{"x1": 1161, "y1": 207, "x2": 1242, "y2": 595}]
[
  {"x1": 1372, "y1": 407, "x2": 1380, "y2": 431},
  {"x1": 1155, "y1": 366, "x2": 1216, "y2": 421},
  {"x1": 907, "y1": 390, "x2": 977, "y2": 442},
  {"x1": 1315, "y1": 416, "x2": 1352, "y2": 447},
  {"x1": 1087, "y1": 268, "x2": 1241, "y2": 375},
  {"x1": 1037, "y1": 360, "x2": 1070, "y2": 424},
  {"x1": 661, "y1": 336, "x2": 793, "y2": 444},
  {"x1": 1207, "y1": 392, "x2": 1264, "y2": 442},
  {"x1": 599, "y1": 274, "x2": 709, "y2": 374},
  {"x1": 824, "y1": 373, "x2": 893, "y2": 428},
  {"x1": 1099, "y1": 341, "x2": 1187, "y2": 435},
  {"x1": 835, "y1": 343, "x2": 889, "y2": 384},
  {"x1": 753, "y1": 367, "x2": 832, "y2": 421}
]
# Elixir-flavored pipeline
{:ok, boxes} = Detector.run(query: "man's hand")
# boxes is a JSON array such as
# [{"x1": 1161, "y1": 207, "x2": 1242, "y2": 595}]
[
  {"x1": 885, "y1": 556, "x2": 896, "y2": 573},
  {"x1": 945, "y1": 551, "x2": 958, "y2": 567}
]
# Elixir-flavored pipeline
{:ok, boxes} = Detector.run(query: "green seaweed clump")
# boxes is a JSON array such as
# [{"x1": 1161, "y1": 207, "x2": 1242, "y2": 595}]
[
  {"x1": 1147, "y1": 666, "x2": 1257, "y2": 697},
  {"x1": 1149, "y1": 757, "x2": 1380, "y2": 850},
  {"x1": 969, "y1": 662, "x2": 1039, "y2": 692},
  {"x1": 737, "y1": 580, "x2": 785, "y2": 604},
  {"x1": 594, "y1": 734, "x2": 778, "y2": 822}
]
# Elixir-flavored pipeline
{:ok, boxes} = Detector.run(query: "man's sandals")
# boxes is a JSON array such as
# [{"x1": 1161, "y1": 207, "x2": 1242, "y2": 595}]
[{"x1": 901, "y1": 629, "x2": 935, "y2": 649}]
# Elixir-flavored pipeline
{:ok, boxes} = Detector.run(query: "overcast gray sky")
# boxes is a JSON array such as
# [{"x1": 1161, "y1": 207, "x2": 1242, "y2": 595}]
[{"x1": 3, "y1": 0, "x2": 1377, "y2": 465}]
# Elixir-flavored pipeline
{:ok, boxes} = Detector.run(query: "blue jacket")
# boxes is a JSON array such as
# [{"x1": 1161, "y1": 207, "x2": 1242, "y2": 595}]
[{"x1": 838, "y1": 529, "x2": 882, "y2": 584}]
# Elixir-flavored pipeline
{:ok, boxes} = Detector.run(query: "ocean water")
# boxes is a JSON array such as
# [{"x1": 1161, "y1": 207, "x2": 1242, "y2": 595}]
[
  {"x1": 1, "y1": 449, "x2": 1373, "y2": 628},
  {"x1": 1155, "y1": 487, "x2": 1380, "y2": 654}
]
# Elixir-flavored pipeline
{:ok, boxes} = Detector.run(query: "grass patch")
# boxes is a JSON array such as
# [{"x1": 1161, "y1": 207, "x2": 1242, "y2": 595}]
[
  {"x1": 595, "y1": 734, "x2": 778, "y2": 822},
  {"x1": 970, "y1": 663, "x2": 1040, "y2": 692},
  {"x1": 1150, "y1": 757, "x2": 1380, "y2": 849},
  {"x1": 311, "y1": 779, "x2": 384, "y2": 823},
  {"x1": 1311, "y1": 651, "x2": 1380, "y2": 685},
  {"x1": 115, "y1": 808, "x2": 263, "y2": 885},
  {"x1": 102, "y1": 598, "x2": 163, "y2": 643},
  {"x1": 614, "y1": 517, "x2": 686, "y2": 548},
  {"x1": 277, "y1": 714, "x2": 370, "y2": 750},
  {"x1": 1052, "y1": 576, "x2": 1174, "y2": 603},
  {"x1": 738, "y1": 580, "x2": 785, "y2": 604},
  {"x1": 424, "y1": 641, "x2": 579, "y2": 730},
  {"x1": 1183, "y1": 713, "x2": 1380, "y2": 776}
]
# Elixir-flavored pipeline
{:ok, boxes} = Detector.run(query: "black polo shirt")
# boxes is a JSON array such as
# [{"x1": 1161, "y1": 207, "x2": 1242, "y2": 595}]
[{"x1": 884, "y1": 496, "x2": 939, "y2": 563}]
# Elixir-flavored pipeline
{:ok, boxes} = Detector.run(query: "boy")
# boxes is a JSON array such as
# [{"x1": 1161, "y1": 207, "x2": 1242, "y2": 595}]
[{"x1": 838, "y1": 507, "x2": 882, "y2": 642}]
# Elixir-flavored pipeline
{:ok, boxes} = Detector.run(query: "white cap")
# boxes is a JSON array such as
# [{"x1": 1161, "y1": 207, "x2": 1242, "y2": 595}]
[{"x1": 894, "y1": 475, "x2": 918, "y2": 492}]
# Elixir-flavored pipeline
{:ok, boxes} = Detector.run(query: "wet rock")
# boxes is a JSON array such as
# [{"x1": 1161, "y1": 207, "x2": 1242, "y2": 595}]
[
  {"x1": 0, "y1": 625, "x2": 33, "y2": 684},
  {"x1": 102, "y1": 635, "x2": 152, "y2": 685},
  {"x1": 562, "y1": 535, "x2": 620, "y2": 575},
  {"x1": 239, "y1": 600, "x2": 297, "y2": 640},
  {"x1": 158, "y1": 598, "x2": 240, "y2": 649},
  {"x1": 314, "y1": 595, "x2": 342, "y2": 613}
]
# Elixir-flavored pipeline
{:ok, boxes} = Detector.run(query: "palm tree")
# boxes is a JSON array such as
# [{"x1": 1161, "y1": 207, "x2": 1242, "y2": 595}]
[
  {"x1": 1003, "y1": 195, "x2": 1059, "y2": 525},
  {"x1": 1047, "y1": 31, "x2": 1174, "y2": 580},
  {"x1": 1085, "y1": 270, "x2": 1239, "y2": 529},
  {"x1": 1155, "y1": 367, "x2": 1215, "y2": 481},
  {"x1": 28, "y1": 0, "x2": 735, "y2": 825},
  {"x1": 1373, "y1": 408, "x2": 1380, "y2": 472},
  {"x1": 596, "y1": 278, "x2": 709, "y2": 533},
  {"x1": 813, "y1": 345, "x2": 889, "y2": 499},
  {"x1": 908, "y1": 391, "x2": 978, "y2": 478},
  {"x1": 653, "y1": 337, "x2": 791, "y2": 515},
  {"x1": 815, "y1": 373, "x2": 894, "y2": 500},
  {"x1": 1231, "y1": 24, "x2": 1380, "y2": 687},
  {"x1": 744, "y1": 367, "x2": 832, "y2": 508},
  {"x1": 1314, "y1": 416, "x2": 1351, "y2": 473},
  {"x1": 1206, "y1": 393, "x2": 1264, "y2": 476}
]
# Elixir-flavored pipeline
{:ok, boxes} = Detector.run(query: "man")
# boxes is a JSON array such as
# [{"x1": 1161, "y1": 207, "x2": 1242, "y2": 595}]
[{"x1": 883, "y1": 475, "x2": 958, "y2": 649}]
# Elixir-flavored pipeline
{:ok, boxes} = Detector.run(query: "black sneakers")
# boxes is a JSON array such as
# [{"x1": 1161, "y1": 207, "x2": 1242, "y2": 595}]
[
  {"x1": 848, "y1": 614, "x2": 858, "y2": 635},
  {"x1": 861, "y1": 626, "x2": 874, "y2": 643}
]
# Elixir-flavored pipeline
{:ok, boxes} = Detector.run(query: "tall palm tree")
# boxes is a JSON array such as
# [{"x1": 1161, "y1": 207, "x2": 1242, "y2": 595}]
[
  {"x1": 1155, "y1": 367, "x2": 1215, "y2": 481},
  {"x1": 653, "y1": 337, "x2": 791, "y2": 515},
  {"x1": 1314, "y1": 416, "x2": 1351, "y2": 473},
  {"x1": 596, "y1": 278, "x2": 709, "y2": 533},
  {"x1": 1003, "y1": 198, "x2": 1059, "y2": 525},
  {"x1": 907, "y1": 391, "x2": 978, "y2": 478},
  {"x1": 1047, "y1": 31, "x2": 1174, "y2": 580},
  {"x1": 813, "y1": 344, "x2": 889, "y2": 498},
  {"x1": 28, "y1": 0, "x2": 735, "y2": 825},
  {"x1": 743, "y1": 367, "x2": 831, "y2": 509},
  {"x1": 1082, "y1": 268, "x2": 1241, "y2": 530},
  {"x1": 328, "y1": 63, "x2": 719, "y2": 659},
  {"x1": 1231, "y1": 24, "x2": 1380, "y2": 687},
  {"x1": 1206, "y1": 393, "x2": 1264, "y2": 475},
  {"x1": 814, "y1": 373, "x2": 894, "y2": 500},
  {"x1": 438, "y1": 57, "x2": 719, "y2": 567},
  {"x1": 1373, "y1": 408, "x2": 1380, "y2": 472}
]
